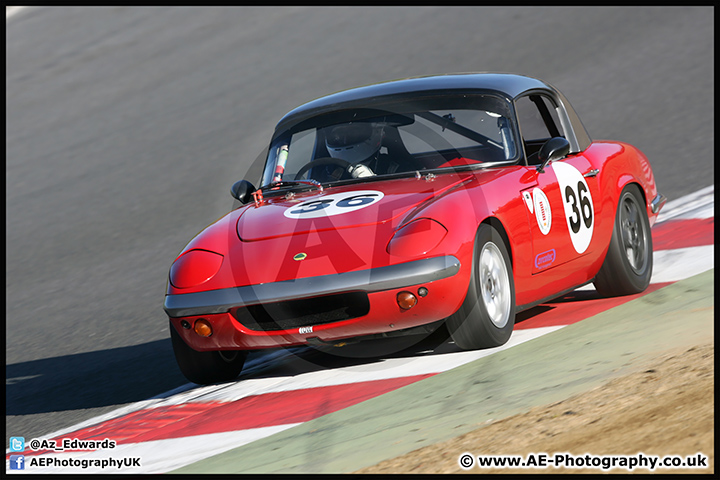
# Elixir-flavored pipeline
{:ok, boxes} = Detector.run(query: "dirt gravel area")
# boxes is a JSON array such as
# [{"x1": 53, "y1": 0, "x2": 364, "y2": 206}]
[{"x1": 355, "y1": 342, "x2": 714, "y2": 474}]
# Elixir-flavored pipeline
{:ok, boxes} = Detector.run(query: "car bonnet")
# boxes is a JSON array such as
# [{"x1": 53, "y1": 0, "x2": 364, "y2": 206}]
[{"x1": 236, "y1": 174, "x2": 473, "y2": 241}]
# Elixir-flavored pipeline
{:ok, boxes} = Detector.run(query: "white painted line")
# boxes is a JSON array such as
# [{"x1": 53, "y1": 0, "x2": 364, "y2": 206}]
[
  {"x1": 656, "y1": 184, "x2": 714, "y2": 223},
  {"x1": 577, "y1": 243, "x2": 715, "y2": 291},
  {"x1": 114, "y1": 424, "x2": 301, "y2": 474},
  {"x1": 651, "y1": 245, "x2": 715, "y2": 284}
]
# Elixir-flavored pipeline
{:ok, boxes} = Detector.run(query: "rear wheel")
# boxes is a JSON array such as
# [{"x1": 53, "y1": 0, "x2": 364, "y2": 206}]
[
  {"x1": 593, "y1": 184, "x2": 653, "y2": 297},
  {"x1": 170, "y1": 320, "x2": 247, "y2": 384},
  {"x1": 446, "y1": 224, "x2": 515, "y2": 350}
]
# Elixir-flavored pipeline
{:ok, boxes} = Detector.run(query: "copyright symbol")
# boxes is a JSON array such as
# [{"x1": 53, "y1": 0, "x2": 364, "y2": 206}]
[
  {"x1": 30, "y1": 439, "x2": 41, "y2": 450},
  {"x1": 459, "y1": 453, "x2": 474, "y2": 469}
]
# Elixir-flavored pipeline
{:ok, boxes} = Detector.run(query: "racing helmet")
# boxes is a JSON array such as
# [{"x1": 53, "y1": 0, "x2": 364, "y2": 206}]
[{"x1": 325, "y1": 122, "x2": 383, "y2": 164}]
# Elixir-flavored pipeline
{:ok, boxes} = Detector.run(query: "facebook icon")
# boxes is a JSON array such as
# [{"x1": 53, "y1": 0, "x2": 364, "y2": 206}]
[{"x1": 9, "y1": 455, "x2": 25, "y2": 470}]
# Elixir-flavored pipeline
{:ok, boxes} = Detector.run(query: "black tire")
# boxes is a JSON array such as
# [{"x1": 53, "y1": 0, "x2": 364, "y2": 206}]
[
  {"x1": 446, "y1": 224, "x2": 515, "y2": 350},
  {"x1": 593, "y1": 184, "x2": 653, "y2": 297},
  {"x1": 170, "y1": 320, "x2": 247, "y2": 385}
]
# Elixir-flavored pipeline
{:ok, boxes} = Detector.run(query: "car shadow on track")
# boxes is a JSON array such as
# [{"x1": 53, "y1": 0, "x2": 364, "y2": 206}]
[{"x1": 6, "y1": 339, "x2": 187, "y2": 416}]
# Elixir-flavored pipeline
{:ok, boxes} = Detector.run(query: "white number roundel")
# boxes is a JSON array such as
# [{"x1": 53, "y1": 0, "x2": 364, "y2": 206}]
[
  {"x1": 553, "y1": 162, "x2": 594, "y2": 254},
  {"x1": 283, "y1": 190, "x2": 384, "y2": 219}
]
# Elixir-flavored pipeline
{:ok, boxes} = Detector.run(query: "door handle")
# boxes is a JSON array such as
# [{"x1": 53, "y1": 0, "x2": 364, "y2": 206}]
[{"x1": 583, "y1": 169, "x2": 600, "y2": 178}]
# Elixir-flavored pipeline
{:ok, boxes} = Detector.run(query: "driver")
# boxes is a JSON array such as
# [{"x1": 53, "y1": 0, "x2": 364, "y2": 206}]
[{"x1": 325, "y1": 122, "x2": 383, "y2": 178}]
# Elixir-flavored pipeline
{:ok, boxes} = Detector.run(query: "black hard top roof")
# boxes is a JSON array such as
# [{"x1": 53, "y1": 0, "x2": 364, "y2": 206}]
[
  {"x1": 272, "y1": 73, "x2": 591, "y2": 153},
  {"x1": 275, "y1": 73, "x2": 553, "y2": 131}
]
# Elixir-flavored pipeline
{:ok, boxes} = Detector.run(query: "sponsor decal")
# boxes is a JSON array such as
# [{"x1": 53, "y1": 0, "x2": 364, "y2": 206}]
[
  {"x1": 535, "y1": 249, "x2": 556, "y2": 269},
  {"x1": 523, "y1": 191, "x2": 534, "y2": 213},
  {"x1": 284, "y1": 190, "x2": 384, "y2": 219},
  {"x1": 533, "y1": 188, "x2": 552, "y2": 235},
  {"x1": 553, "y1": 163, "x2": 595, "y2": 254},
  {"x1": 298, "y1": 326, "x2": 313, "y2": 334}
]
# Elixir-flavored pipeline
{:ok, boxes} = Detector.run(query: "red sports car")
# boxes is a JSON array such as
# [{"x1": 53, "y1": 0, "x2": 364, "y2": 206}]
[{"x1": 164, "y1": 73, "x2": 665, "y2": 384}]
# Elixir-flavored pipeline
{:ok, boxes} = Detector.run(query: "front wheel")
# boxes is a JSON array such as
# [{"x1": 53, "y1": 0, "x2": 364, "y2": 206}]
[
  {"x1": 593, "y1": 184, "x2": 653, "y2": 297},
  {"x1": 170, "y1": 320, "x2": 247, "y2": 385},
  {"x1": 446, "y1": 224, "x2": 515, "y2": 350}
]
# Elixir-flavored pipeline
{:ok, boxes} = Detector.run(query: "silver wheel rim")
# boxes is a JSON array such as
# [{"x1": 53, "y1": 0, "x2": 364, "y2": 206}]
[
  {"x1": 619, "y1": 194, "x2": 648, "y2": 274},
  {"x1": 479, "y1": 242, "x2": 511, "y2": 328}
]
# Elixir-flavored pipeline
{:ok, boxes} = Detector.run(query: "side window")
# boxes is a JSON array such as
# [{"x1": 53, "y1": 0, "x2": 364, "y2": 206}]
[
  {"x1": 398, "y1": 109, "x2": 514, "y2": 162},
  {"x1": 515, "y1": 95, "x2": 564, "y2": 164}
]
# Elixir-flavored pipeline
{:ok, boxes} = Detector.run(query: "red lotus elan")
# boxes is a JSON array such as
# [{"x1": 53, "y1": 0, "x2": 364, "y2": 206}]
[{"x1": 164, "y1": 73, "x2": 665, "y2": 384}]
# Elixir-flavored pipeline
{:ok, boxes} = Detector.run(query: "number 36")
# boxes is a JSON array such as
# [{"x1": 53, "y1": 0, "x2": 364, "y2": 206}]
[{"x1": 284, "y1": 190, "x2": 385, "y2": 219}]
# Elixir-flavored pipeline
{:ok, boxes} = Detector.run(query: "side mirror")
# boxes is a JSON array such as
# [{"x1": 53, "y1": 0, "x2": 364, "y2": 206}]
[
  {"x1": 230, "y1": 180, "x2": 256, "y2": 204},
  {"x1": 536, "y1": 137, "x2": 570, "y2": 173}
]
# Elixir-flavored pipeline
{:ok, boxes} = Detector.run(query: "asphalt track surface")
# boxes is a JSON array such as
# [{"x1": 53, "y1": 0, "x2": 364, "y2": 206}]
[{"x1": 6, "y1": 6, "x2": 714, "y2": 447}]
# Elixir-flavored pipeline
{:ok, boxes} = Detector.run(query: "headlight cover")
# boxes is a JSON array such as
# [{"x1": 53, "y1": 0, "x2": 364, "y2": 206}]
[
  {"x1": 387, "y1": 218, "x2": 448, "y2": 258},
  {"x1": 169, "y1": 249, "x2": 224, "y2": 289}
]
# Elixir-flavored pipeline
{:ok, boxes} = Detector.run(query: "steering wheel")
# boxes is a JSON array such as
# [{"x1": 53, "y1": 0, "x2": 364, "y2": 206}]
[{"x1": 295, "y1": 157, "x2": 352, "y2": 181}]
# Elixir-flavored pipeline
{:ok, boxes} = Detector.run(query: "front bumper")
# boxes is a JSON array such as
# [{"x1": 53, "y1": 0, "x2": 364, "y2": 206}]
[
  {"x1": 164, "y1": 255, "x2": 460, "y2": 318},
  {"x1": 165, "y1": 255, "x2": 465, "y2": 351}
]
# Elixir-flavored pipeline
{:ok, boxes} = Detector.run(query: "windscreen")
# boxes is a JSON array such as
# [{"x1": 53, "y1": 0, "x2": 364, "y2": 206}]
[{"x1": 261, "y1": 94, "x2": 518, "y2": 188}]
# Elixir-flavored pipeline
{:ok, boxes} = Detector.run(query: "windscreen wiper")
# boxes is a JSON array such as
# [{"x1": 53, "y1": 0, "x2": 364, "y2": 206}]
[
  {"x1": 251, "y1": 180, "x2": 323, "y2": 207},
  {"x1": 260, "y1": 180, "x2": 324, "y2": 193}
]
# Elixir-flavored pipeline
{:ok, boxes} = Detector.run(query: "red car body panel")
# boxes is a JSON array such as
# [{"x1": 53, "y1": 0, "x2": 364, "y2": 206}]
[
  {"x1": 166, "y1": 143, "x2": 660, "y2": 351},
  {"x1": 164, "y1": 73, "x2": 663, "y2": 355}
]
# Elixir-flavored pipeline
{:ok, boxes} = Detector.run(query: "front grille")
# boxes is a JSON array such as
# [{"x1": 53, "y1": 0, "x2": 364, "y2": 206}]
[{"x1": 232, "y1": 292, "x2": 370, "y2": 332}]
